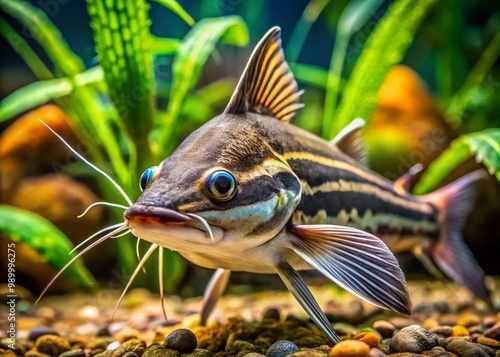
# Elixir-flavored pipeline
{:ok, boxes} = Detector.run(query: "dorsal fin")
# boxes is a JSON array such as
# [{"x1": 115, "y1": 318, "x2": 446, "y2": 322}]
[
  {"x1": 224, "y1": 26, "x2": 303, "y2": 122},
  {"x1": 331, "y1": 118, "x2": 368, "y2": 166}
]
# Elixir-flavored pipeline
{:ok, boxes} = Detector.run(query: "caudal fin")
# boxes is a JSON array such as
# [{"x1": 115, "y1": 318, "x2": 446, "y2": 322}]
[{"x1": 423, "y1": 170, "x2": 490, "y2": 303}]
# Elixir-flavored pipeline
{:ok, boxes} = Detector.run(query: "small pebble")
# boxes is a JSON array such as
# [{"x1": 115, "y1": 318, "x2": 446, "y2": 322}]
[
  {"x1": 389, "y1": 325, "x2": 438, "y2": 353},
  {"x1": 142, "y1": 345, "x2": 179, "y2": 357},
  {"x1": 353, "y1": 332, "x2": 380, "y2": 348},
  {"x1": 367, "y1": 348, "x2": 386, "y2": 357},
  {"x1": 457, "y1": 313, "x2": 481, "y2": 328},
  {"x1": 372, "y1": 320, "x2": 395, "y2": 338},
  {"x1": 484, "y1": 322, "x2": 500, "y2": 339},
  {"x1": 97, "y1": 327, "x2": 111, "y2": 337},
  {"x1": 164, "y1": 329, "x2": 197, "y2": 354},
  {"x1": 263, "y1": 308, "x2": 281, "y2": 321},
  {"x1": 25, "y1": 351, "x2": 51, "y2": 357},
  {"x1": 183, "y1": 349, "x2": 214, "y2": 357},
  {"x1": 58, "y1": 349, "x2": 86, "y2": 357},
  {"x1": 29, "y1": 327, "x2": 59, "y2": 341},
  {"x1": 244, "y1": 354, "x2": 265, "y2": 357},
  {"x1": 329, "y1": 340, "x2": 370, "y2": 357},
  {"x1": 430, "y1": 326, "x2": 453, "y2": 337},
  {"x1": 35, "y1": 335, "x2": 71, "y2": 357},
  {"x1": 266, "y1": 340, "x2": 299, "y2": 357},
  {"x1": 445, "y1": 338, "x2": 489, "y2": 357},
  {"x1": 477, "y1": 336, "x2": 500, "y2": 348},
  {"x1": 451, "y1": 325, "x2": 469, "y2": 337},
  {"x1": 289, "y1": 350, "x2": 327, "y2": 357},
  {"x1": 122, "y1": 353, "x2": 138, "y2": 357}
]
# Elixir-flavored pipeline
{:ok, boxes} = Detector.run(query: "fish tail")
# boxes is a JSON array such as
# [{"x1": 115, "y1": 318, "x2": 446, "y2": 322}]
[{"x1": 423, "y1": 170, "x2": 490, "y2": 303}]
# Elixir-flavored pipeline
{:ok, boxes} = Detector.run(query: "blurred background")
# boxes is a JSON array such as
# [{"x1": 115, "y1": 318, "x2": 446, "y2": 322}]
[{"x1": 1, "y1": 0, "x2": 499, "y2": 299}]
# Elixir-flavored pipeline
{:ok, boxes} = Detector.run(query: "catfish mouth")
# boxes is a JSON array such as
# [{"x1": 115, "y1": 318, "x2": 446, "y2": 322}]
[
  {"x1": 124, "y1": 205, "x2": 192, "y2": 225},
  {"x1": 124, "y1": 204, "x2": 225, "y2": 244}
]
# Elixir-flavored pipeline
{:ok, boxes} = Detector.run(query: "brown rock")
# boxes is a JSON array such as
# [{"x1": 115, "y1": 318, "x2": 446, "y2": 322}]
[
  {"x1": 330, "y1": 340, "x2": 370, "y2": 357},
  {"x1": 484, "y1": 322, "x2": 500, "y2": 339},
  {"x1": 35, "y1": 335, "x2": 71, "y2": 357},
  {"x1": 457, "y1": 313, "x2": 481, "y2": 328},
  {"x1": 354, "y1": 332, "x2": 380, "y2": 348},
  {"x1": 477, "y1": 336, "x2": 500, "y2": 348},
  {"x1": 429, "y1": 326, "x2": 453, "y2": 337},
  {"x1": 372, "y1": 321, "x2": 396, "y2": 338}
]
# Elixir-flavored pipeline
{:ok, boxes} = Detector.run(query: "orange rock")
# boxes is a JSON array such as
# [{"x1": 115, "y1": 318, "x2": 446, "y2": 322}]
[
  {"x1": 452, "y1": 325, "x2": 470, "y2": 337},
  {"x1": 353, "y1": 332, "x2": 380, "y2": 348},
  {"x1": 330, "y1": 340, "x2": 370, "y2": 357},
  {"x1": 0, "y1": 104, "x2": 79, "y2": 199}
]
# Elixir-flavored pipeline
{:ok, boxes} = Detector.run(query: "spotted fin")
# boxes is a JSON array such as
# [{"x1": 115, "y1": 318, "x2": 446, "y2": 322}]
[
  {"x1": 290, "y1": 224, "x2": 412, "y2": 315},
  {"x1": 423, "y1": 170, "x2": 491, "y2": 304},
  {"x1": 225, "y1": 27, "x2": 303, "y2": 122},
  {"x1": 331, "y1": 118, "x2": 368, "y2": 166}
]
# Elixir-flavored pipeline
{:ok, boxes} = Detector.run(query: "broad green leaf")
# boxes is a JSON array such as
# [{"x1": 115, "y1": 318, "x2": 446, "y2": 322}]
[
  {"x1": 330, "y1": 0, "x2": 437, "y2": 139},
  {"x1": 0, "y1": 79, "x2": 72, "y2": 122},
  {"x1": 152, "y1": 0, "x2": 195, "y2": 26},
  {"x1": 415, "y1": 129, "x2": 500, "y2": 194},
  {"x1": 152, "y1": 37, "x2": 181, "y2": 55},
  {"x1": 0, "y1": 205, "x2": 97, "y2": 289},
  {"x1": 154, "y1": 16, "x2": 249, "y2": 156}
]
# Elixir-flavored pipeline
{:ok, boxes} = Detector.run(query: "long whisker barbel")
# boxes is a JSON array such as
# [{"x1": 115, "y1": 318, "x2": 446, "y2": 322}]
[
  {"x1": 111, "y1": 243, "x2": 159, "y2": 320},
  {"x1": 186, "y1": 213, "x2": 214, "y2": 242},
  {"x1": 40, "y1": 121, "x2": 133, "y2": 206},
  {"x1": 36, "y1": 224, "x2": 130, "y2": 304},
  {"x1": 78, "y1": 202, "x2": 129, "y2": 218},
  {"x1": 69, "y1": 222, "x2": 125, "y2": 255}
]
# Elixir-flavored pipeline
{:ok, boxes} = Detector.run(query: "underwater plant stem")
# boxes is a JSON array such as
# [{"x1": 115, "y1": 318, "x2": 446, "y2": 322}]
[
  {"x1": 286, "y1": 0, "x2": 331, "y2": 65},
  {"x1": 446, "y1": 31, "x2": 500, "y2": 127},
  {"x1": 322, "y1": 36, "x2": 348, "y2": 139}
]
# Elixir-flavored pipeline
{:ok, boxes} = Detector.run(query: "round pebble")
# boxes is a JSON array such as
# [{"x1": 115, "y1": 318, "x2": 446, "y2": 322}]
[
  {"x1": 457, "y1": 313, "x2": 481, "y2": 328},
  {"x1": 372, "y1": 320, "x2": 395, "y2": 338},
  {"x1": 430, "y1": 326, "x2": 453, "y2": 337},
  {"x1": 263, "y1": 308, "x2": 281, "y2": 321},
  {"x1": 484, "y1": 322, "x2": 500, "y2": 339},
  {"x1": 35, "y1": 335, "x2": 71, "y2": 357},
  {"x1": 445, "y1": 338, "x2": 489, "y2": 357},
  {"x1": 164, "y1": 329, "x2": 197, "y2": 354},
  {"x1": 451, "y1": 325, "x2": 469, "y2": 337},
  {"x1": 266, "y1": 340, "x2": 299, "y2": 357},
  {"x1": 122, "y1": 353, "x2": 139, "y2": 357},
  {"x1": 29, "y1": 327, "x2": 59, "y2": 341},
  {"x1": 58, "y1": 349, "x2": 86, "y2": 357},
  {"x1": 477, "y1": 336, "x2": 500, "y2": 348},
  {"x1": 329, "y1": 340, "x2": 370, "y2": 357},
  {"x1": 389, "y1": 325, "x2": 438, "y2": 353},
  {"x1": 353, "y1": 332, "x2": 380, "y2": 348}
]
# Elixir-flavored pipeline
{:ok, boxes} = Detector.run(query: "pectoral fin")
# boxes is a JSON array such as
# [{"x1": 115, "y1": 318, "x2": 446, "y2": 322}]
[
  {"x1": 290, "y1": 225, "x2": 412, "y2": 315},
  {"x1": 200, "y1": 268, "x2": 231, "y2": 326},
  {"x1": 275, "y1": 260, "x2": 342, "y2": 343}
]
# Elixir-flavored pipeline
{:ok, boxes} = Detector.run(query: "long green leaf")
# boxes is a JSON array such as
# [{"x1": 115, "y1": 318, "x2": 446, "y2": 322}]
[
  {"x1": 0, "y1": 67, "x2": 105, "y2": 122},
  {"x1": 154, "y1": 16, "x2": 249, "y2": 156},
  {"x1": 152, "y1": 0, "x2": 195, "y2": 26},
  {"x1": 0, "y1": 79, "x2": 72, "y2": 122},
  {"x1": 0, "y1": 205, "x2": 97, "y2": 289},
  {"x1": 151, "y1": 36, "x2": 181, "y2": 55},
  {"x1": 446, "y1": 32, "x2": 500, "y2": 127},
  {"x1": 322, "y1": 0, "x2": 384, "y2": 138},
  {"x1": 0, "y1": 18, "x2": 53, "y2": 80},
  {"x1": 329, "y1": 0, "x2": 437, "y2": 139},
  {"x1": 415, "y1": 129, "x2": 500, "y2": 194},
  {"x1": 0, "y1": 0, "x2": 84, "y2": 76}
]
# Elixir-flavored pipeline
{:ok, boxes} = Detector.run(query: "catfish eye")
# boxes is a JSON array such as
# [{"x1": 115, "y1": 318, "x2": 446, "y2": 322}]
[
  {"x1": 139, "y1": 166, "x2": 158, "y2": 192},
  {"x1": 206, "y1": 170, "x2": 236, "y2": 201}
]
